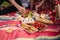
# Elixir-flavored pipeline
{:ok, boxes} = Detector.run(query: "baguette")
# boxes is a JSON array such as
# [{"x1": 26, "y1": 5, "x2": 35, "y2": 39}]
[
  {"x1": 39, "y1": 18, "x2": 53, "y2": 24},
  {"x1": 21, "y1": 23, "x2": 38, "y2": 33}
]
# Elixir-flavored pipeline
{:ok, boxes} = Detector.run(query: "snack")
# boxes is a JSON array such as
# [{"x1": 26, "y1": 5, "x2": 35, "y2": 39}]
[
  {"x1": 21, "y1": 17, "x2": 35, "y2": 24},
  {"x1": 21, "y1": 23, "x2": 38, "y2": 33},
  {"x1": 6, "y1": 28, "x2": 13, "y2": 33},
  {"x1": 33, "y1": 21, "x2": 48, "y2": 32},
  {"x1": 38, "y1": 18, "x2": 53, "y2": 24},
  {"x1": 27, "y1": 11, "x2": 33, "y2": 17},
  {"x1": 40, "y1": 13, "x2": 50, "y2": 19}
]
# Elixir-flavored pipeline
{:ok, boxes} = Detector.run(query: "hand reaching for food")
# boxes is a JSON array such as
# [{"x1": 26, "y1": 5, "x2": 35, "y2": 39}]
[
  {"x1": 17, "y1": 7, "x2": 27, "y2": 17},
  {"x1": 35, "y1": 5, "x2": 40, "y2": 12}
]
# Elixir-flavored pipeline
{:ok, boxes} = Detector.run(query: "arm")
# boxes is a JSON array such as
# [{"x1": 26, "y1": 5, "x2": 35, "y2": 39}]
[
  {"x1": 38, "y1": 0, "x2": 45, "y2": 8},
  {"x1": 9, "y1": 0, "x2": 21, "y2": 9},
  {"x1": 35, "y1": 0, "x2": 46, "y2": 12},
  {"x1": 30, "y1": 0, "x2": 34, "y2": 11},
  {"x1": 9, "y1": 0, "x2": 26, "y2": 17}
]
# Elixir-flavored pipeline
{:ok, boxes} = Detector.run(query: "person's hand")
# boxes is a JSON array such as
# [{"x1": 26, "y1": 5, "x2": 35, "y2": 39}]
[
  {"x1": 17, "y1": 6, "x2": 27, "y2": 17},
  {"x1": 18, "y1": 7, "x2": 26, "y2": 14},
  {"x1": 35, "y1": 5, "x2": 40, "y2": 12}
]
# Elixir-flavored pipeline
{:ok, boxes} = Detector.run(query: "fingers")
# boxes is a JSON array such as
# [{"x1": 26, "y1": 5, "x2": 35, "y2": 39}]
[
  {"x1": 19, "y1": 7, "x2": 27, "y2": 17},
  {"x1": 35, "y1": 5, "x2": 39, "y2": 12},
  {"x1": 20, "y1": 7, "x2": 25, "y2": 13}
]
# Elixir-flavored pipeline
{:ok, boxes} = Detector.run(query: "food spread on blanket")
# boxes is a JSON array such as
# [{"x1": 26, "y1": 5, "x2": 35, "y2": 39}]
[
  {"x1": 17, "y1": 10, "x2": 54, "y2": 33},
  {"x1": 0, "y1": 10, "x2": 54, "y2": 33}
]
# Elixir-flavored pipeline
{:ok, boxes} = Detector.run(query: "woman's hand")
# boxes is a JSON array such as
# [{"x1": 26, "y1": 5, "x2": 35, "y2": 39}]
[
  {"x1": 35, "y1": 0, "x2": 45, "y2": 12},
  {"x1": 35, "y1": 5, "x2": 40, "y2": 12}
]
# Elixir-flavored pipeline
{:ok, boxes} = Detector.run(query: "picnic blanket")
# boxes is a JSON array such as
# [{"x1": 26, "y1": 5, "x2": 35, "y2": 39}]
[{"x1": 0, "y1": 12, "x2": 60, "y2": 40}]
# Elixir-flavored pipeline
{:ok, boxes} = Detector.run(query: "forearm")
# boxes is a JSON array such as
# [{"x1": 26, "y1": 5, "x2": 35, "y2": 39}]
[
  {"x1": 30, "y1": 0, "x2": 34, "y2": 10},
  {"x1": 38, "y1": 0, "x2": 45, "y2": 7},
  {"x1": 9, "y1": 0, "x2": 21, "y2": 9},
  {"x1": 9, "y1": 0, "x2": 26, "y2": 17}
]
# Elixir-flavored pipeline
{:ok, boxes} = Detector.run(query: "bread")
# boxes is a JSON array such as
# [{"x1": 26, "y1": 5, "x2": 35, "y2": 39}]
[
  {"x1": 21, "y1": 23, "x2": 38, "y2": 33},
  {"x1": 38, "y1": 18, "x2": 53, "y2": 24}
]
